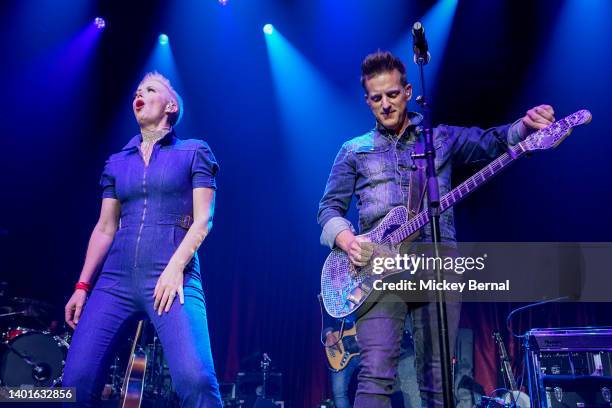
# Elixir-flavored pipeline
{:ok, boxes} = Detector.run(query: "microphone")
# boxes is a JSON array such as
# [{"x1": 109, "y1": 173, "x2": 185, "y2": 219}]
[{"x1": 412, "y1": 21, "x2": 431, "y2": 65}]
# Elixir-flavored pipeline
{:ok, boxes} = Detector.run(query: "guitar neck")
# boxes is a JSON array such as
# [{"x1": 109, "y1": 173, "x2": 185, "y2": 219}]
[
  {"x1": 503, "y1": 360, "x2": 519, "y2": 391},
  {"x1": 130, "y1": 321, "x2": 144, "y2": 356},
  {"x1": 494, "y1": 333, "x2": 518, "y2": 391},
  {"x1": 392, "y1": 142, "x2": 525, "y2": 243}
]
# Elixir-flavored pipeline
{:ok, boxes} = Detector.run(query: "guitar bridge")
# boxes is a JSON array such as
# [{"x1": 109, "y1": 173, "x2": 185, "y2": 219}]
[{"x1": 346, "y1": 283, "x2": 371, "y2": 306}]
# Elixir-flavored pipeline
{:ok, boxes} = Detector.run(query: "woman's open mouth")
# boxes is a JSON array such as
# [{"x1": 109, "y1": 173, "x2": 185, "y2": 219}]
[{"x1": 135, "y1": 99, "x2": 145, "y2": 110}]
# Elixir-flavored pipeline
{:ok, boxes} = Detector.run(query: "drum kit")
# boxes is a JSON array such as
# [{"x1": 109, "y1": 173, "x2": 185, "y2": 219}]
[
  {"x1": 0, "y1": 296, "x2": 68, "y2": 387},
  {"x1": 0, "y1": 293, "x2": 178, "y2": 405}
]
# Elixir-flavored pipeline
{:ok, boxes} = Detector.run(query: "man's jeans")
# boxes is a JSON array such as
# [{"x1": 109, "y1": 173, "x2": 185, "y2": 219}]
[
  {"x1": 331, "y1": 355, "x2": 361, "y2": 408},
  {"x1": 354, "y1": 292, "x2": 461, "y2": 408},
  {"x1": 330, "y1": 339, "x2": 422, "y2": 408}
]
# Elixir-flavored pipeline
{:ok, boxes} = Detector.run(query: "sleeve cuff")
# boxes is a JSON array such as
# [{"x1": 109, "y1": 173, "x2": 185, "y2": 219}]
[
  {"x1": 507, "y1": 118, "x2": 528, "y2": 146},
  {"x1": 320, "y1": 216, "x2": 355, "y2": 249},
  {"x1": 101, "y1": 188, "x2": 117, "y2": 199},
  {"x1": 192, "y1": 178, "x2": 217, "y2": 190}
]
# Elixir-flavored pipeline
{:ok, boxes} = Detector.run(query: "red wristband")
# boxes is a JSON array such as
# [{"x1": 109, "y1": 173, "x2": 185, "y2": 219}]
[{"x1": 75, "y1": 281, "x2": 92, "y2": 292}]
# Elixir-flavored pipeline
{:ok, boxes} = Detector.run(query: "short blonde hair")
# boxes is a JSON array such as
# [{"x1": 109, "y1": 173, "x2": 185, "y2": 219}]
[{"x1": 140, "y1": 71, "x2": 183, "y2": 125}]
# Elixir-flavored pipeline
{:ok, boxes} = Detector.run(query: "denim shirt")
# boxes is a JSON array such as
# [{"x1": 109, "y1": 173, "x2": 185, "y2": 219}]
[{"x1": 317, "y1": 112, "x2": 523, "y2": 248}]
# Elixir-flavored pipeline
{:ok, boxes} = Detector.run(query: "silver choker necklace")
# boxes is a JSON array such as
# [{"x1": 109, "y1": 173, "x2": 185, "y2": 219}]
[{"x1": 141, "y1": 127, "x2": 171, "y2": 144}]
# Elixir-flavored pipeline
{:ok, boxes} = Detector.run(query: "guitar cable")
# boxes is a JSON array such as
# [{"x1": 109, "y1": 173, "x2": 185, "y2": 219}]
[
  {"x1": 318, "y1": 293, "x2": 346, "y2": 348},
  {"x1": 505, "y1": 299, "x2": 569, "y2": 407},
  {"x1": 506, "y1": 296, "x2": 568, "y2": 339}
]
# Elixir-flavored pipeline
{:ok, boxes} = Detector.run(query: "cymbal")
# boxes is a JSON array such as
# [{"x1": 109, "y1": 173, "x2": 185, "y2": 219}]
[
  {"x1": 4, "y1": 297, "x2": 54, "y2": 318},
  {"x1": 0, "y1": 297, "x2": 56, "y2": 331}
]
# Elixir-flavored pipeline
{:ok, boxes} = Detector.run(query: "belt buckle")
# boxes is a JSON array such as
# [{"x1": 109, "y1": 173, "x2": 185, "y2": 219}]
[{"x1": 179, "y1": 215, "x2": 193, "y2": 229}]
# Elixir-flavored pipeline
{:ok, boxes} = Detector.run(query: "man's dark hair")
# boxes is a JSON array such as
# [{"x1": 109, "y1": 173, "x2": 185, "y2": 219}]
[{"x1": 360, "y1": 50, "x2": 408, "y2": 92}]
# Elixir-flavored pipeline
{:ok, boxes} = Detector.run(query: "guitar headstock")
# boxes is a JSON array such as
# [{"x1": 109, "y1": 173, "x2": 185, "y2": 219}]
[{"x1": 522, "y1": 109, "x2": 592, "y2": 152}]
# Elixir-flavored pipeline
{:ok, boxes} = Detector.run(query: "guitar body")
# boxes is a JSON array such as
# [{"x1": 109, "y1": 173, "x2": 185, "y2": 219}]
[
  {"x1": 119, "y1": 352, "x2": 147, "y2": 408},
  {"x1": 325, "y1": 326, "x2": 360, "y2": 372},
  {"x1": 321, "y1": 206, "x2": 414, "y2": 318},
  {"x1": 502, "y1": 390, "x2": 531, "y2": 408},
  {"x1": 321, "y1": 109, "x2": 592, "y2": 319},
  {"x1": 494, "y1": 332, "x2": 531, "y2": 408},
  {"x1": 119, "y1": 321, "x2": 147, "y2": 408}
]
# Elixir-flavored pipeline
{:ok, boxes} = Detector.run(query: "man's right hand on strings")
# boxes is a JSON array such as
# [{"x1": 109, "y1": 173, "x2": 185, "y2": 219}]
[{"x1": 336, "y1": 230, "x2": 374, "y2": 267}]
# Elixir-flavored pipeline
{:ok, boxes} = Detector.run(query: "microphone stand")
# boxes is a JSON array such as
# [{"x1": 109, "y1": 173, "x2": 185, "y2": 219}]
[
  {"x1": 261, "y1": 353, "x2": 271, "y2": 400},
  {"x1": 411, "y1": 45, "x2": 454, "y2": 408}
]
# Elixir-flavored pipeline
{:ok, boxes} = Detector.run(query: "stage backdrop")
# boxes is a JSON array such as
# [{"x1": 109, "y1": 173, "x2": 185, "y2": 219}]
[{"x1": 1, "y1": 0, "x2": 611, "y2": 406}]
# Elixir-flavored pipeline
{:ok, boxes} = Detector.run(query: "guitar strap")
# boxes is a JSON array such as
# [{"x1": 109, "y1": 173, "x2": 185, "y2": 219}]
[{"x1": 407, "y1": 131, "x2": 427, "y2": 230}]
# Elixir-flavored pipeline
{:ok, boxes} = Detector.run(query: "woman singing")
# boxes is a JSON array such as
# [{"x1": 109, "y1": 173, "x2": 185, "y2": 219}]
[{"x1": 63, "y1": 72, "x2": 222, "y2": 406}]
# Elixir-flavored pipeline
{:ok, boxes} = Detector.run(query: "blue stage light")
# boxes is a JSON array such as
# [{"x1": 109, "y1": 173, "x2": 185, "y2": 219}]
[
  {"x1": 263, "y1": 24, "x2": 274, "y2": 35},
  {"x1": 218, "y1": 0, "x2": 228, "y2": 5},
  {"x1": 159, "y1": 34, "x2": 169, "y2": 45},
  {"x1": 94, "y1": 17, "x2": 105, "y2": 30}
]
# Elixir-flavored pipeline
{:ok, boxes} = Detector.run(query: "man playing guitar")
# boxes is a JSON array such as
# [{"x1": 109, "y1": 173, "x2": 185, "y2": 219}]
[{"x1": 317, "y1": 50, "x2": 554, "y2": 407}]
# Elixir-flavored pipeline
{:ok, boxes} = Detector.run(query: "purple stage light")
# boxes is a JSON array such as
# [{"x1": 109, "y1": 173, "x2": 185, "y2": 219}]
[
  {"x1": 94, "y1": 17, "x2": 106, "y2": 30},
  {"x1": 218, "y1": 0, "x2": 228, "y2": 5}
]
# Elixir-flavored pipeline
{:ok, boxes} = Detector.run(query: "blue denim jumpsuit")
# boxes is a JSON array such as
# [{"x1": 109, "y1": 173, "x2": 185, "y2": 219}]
[{"x1": 62, "y1": 130, "x2": 222, "y2": 407}]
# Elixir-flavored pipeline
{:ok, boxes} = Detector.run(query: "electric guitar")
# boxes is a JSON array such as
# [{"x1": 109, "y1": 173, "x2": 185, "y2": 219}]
[
  {"x1": 321, "y1": 110, "x2": 592, "y2": 318},
  {"x1": 324, "y1": 325, "x2": 360, "y2": 372},
  {"x1": 493, "y1": 332, "x2": 531, "y2": 407},
  {"x1": 119, "y1": 320, "x2": 147, "y2": 408}
]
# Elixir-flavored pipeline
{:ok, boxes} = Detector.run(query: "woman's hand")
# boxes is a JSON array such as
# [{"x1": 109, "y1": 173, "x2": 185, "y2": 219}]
[
  {"x1": 153, "y1": 189, "x2": 214, "y2": 315},
  {"x1": 153, "y1": 261, "x2": 185, "y2": 315},
  {"x1": 65, "y1": 289, "x2": 88, "y2": 329}
]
